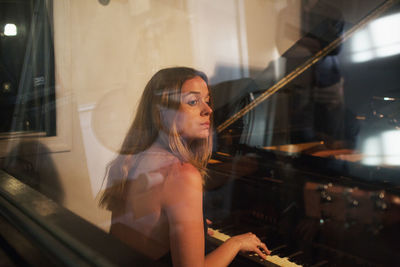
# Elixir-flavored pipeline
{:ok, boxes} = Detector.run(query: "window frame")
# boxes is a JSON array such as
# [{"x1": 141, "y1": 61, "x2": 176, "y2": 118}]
[{"x1": 0, "y1": 0, "x2": 72, "y2": 158}]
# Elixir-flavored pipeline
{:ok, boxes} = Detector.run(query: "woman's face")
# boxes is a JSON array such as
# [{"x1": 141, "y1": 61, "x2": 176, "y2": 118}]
[{"x1": 175, "y1": 76, "x2": 212, "y2": 140}]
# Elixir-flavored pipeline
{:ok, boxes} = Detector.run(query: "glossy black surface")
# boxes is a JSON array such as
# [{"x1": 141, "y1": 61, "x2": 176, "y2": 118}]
[{"x1": 207, "y1": 1, "x2": 400, "y2": 266}]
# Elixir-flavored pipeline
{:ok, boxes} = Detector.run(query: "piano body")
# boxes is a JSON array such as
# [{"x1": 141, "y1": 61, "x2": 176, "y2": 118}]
[{"x1": 205, "y1": 0, "x2": 400, "y2": 266}]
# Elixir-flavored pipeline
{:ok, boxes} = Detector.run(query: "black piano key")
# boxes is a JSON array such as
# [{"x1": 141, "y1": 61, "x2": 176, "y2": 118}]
[
  {"x1": 290, "y1": 254, "x2": 310, "y2": 267},
  {"x1": 217, "y1": 224, "x2": 235, "y2": 233},
  {"x1": 222, "y1": 227, "x2": 238, "y2": 236},
  {"x1": 310, "y1": 260, "x2": 329, "y2": 267},
  {"x1": 259, "y1": 233, "x2": 282, "y2": 247},
  {"x1": 231, "y1": 226, "x2": 254, "y2": 235},
  {"x1": 272, "y1": 246, "x2": 299, "y2": 258},
  {"x1": 209, "y1": 220, "x2": 228, "y2": 229},
  {"x1": 289, "y1": 250, "x2": 321, "y2": 267}
]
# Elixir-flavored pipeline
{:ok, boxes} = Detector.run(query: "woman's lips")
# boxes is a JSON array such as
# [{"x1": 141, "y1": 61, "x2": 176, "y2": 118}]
[{"x1": 201, "y1": 122, "x2": 210, "y2": 128}]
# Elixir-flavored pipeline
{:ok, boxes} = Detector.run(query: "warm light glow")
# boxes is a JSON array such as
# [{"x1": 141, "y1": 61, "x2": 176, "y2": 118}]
[
  {"x1": 4, "y1": 23, "x2": 17, "y2": 36},
  {"x1": 351, "y1": 13, "x2": 400, "y2": 63},
  {"x1": 356, "y1": 116, "x2": 366, "y2": 120}
]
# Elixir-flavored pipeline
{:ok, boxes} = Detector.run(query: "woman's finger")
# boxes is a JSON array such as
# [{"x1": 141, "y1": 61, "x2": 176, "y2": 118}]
[
  {"x1": 206, "y1": 218, "x2": 212, "y2": 225},
  {"x1": 207, "y1": 228, "x2": 214, "y2": 236},
  {"x1": 254, "y1": 247, "x2": 268, "y2": 260},
  {"x1": 259, "y1": 242, "x2": 271, "y2": 255}
]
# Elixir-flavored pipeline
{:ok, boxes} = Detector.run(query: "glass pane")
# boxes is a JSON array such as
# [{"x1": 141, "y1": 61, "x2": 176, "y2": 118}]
[{"x1": 1, "y1": 1, "x2": 399, "y2": 266}]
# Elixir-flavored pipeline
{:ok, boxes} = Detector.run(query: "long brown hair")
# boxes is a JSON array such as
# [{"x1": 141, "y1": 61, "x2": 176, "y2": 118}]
[{"x1": 99, "y1": 67, "x2": 213, "y2": 209}]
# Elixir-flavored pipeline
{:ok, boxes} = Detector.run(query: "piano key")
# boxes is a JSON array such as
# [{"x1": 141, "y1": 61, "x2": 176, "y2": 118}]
[
  {"x1": 270, "y1": 244, "x2": 287, "y2": 253},
  {"x1": 208, "y1": 228, "x2": 231, "y2": 242}
]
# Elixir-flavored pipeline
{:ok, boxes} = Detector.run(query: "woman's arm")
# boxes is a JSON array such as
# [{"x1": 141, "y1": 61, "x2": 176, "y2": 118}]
[
  {"x1": 162, "y1": 163, "x2": 269, "y2": 267},
  {"x1": 162, "y1": 163, "x2": 206, "y2": 267}
]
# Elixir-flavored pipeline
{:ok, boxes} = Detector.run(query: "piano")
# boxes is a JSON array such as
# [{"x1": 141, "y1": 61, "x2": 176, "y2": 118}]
[{"x1": 204, "y1": 0, "x2": 400, "y2": 266}]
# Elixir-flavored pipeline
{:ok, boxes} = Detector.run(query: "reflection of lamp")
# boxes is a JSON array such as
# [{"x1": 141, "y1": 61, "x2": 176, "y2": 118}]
[{"x1": 4, "y1": 23, "x2": 17, "y2": 36}]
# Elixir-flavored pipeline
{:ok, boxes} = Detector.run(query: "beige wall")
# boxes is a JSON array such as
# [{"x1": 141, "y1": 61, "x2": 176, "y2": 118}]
[
  {"x1": 5, "y1": 0, "x2": 301, "y2": 231},
  {"x1": 244, "y1": 0, "x2": 301, "y2": 76}
]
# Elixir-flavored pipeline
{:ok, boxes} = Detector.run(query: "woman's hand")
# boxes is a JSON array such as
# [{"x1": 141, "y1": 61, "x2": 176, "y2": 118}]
[
  {"x1": 206, "y1": 219, "x2": 214, "y2": 236},
  {"x1": 228, "y1": 232, "x2": 270, "y2": 259}
]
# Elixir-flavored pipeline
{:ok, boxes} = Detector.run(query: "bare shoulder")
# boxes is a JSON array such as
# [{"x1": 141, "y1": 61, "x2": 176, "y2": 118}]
[
  {"x1": 162, "y1": 162, "x2": 203, "y2": 204},
  {"x1": 169, "y1": 162, "x2": 202, "y2": 185}
]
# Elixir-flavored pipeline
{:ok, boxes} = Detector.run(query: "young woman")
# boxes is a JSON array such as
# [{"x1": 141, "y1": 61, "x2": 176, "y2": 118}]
[{"x1": 100, "y1": 67, "x2": 270, "y2": 266}]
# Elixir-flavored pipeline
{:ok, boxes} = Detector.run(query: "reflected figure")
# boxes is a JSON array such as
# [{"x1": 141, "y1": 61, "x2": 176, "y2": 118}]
[
  {"x1": 99, "y1": 67, "x2": 270, "y2": 266},
  {"x1": 305, "y1": 0, "x2": 346, "y2": 143},
  {"x1": 0, "y1": 141, "x2": 64, "y2": 204},
  {"x1": 282, "y1": 0, "x2": 360, "y2": 146}
]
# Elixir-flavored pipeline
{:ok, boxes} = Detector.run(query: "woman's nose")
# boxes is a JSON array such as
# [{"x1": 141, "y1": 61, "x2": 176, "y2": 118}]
[{"x1": 201, "y1": 101, "x2": 212, "y2": 116}]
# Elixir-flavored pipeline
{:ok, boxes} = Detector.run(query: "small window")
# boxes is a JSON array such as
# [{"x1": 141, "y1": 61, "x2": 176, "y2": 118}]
[{"x1": 0, "y1": 0, "x2": 55, "y2": 138}]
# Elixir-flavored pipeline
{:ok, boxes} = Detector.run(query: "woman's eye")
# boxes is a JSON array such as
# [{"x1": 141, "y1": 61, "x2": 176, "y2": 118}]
[{"x1": 188, "y1": 99, "x2": 198, "y2": 106}]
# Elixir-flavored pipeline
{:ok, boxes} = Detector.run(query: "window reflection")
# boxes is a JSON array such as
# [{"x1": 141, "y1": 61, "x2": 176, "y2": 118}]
[
  {"x1": 362, "y1": 130, "x2": 400, "y2": 166},
  {"x1": 351, "y1": 13, "x2": 400, "y2": 62}
]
